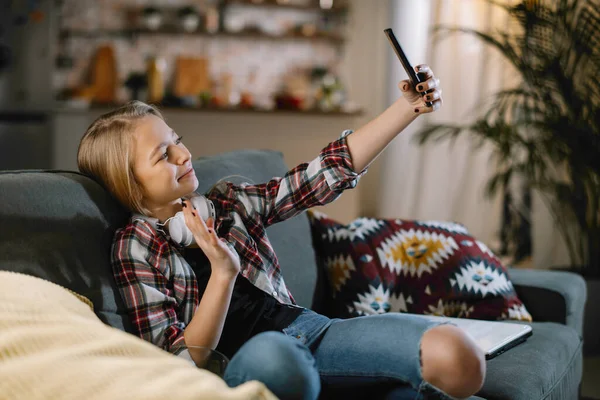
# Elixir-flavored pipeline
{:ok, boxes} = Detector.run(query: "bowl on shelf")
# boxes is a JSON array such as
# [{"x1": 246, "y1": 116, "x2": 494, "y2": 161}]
[
  {"x1": 141, "y1": 7, "x2": 163, "y2": 31},
  {"x1": 178, "y1": 6, "x2": 201, "y2": 33}
]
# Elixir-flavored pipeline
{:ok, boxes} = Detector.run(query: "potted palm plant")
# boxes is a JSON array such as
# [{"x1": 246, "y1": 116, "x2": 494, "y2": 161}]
[{"x1": 416, "y1": 0, "x2": 599, "y2": 353}]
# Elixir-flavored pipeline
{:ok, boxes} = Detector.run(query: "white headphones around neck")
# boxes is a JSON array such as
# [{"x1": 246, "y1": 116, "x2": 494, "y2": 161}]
[{"x1": 156, "y1": 194, "x2": 216, "y2": 247}]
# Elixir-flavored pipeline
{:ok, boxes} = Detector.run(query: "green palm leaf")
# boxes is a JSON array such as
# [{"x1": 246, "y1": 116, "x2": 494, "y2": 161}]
[{"x1": 418, "y1": 0, "x2": 600, "y2": 276}]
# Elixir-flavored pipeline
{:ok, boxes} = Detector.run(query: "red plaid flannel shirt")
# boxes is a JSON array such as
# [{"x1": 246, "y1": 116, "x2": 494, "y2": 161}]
[{"x1": 111, "y1": 130, "x2": 367, "y2": 355}]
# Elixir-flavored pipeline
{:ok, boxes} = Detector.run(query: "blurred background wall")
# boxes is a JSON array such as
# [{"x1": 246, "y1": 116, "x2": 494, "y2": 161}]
[{"x1": 0, "y1": 0, "x2": 569, "y2": 266}]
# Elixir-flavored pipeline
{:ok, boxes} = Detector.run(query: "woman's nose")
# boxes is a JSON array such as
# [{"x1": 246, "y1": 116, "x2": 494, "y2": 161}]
[{"x1": 172, "y1": 145, "x2": 191, "y2": 165}]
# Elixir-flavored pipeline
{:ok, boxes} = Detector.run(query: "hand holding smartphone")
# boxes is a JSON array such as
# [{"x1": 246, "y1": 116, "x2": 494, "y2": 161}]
[{"x1": 384, "y1": 28, "x2": 434, "y2": 107}]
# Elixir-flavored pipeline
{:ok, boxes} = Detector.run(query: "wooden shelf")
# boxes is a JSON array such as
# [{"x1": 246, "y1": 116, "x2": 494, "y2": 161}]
[
  {"x1": 60, "y1": 0, "x2": 349, "y2": 43},
  {"x1": 60, "y1": 103, "x2": 362, "y2": 117},
  {"x1": 60, "y1": 28, "x2": 345, "y2": 44},
  {"x1": 222, "y1": 0, "x2": 349, "y2": 13},
  {"x1": 160, "y1": 106, "x2": 362, "y2": 116}
]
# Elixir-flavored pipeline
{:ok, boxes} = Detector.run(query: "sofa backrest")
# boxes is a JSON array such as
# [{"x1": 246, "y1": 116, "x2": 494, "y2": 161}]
[
  {"x1": 0, "y1": 170, "x2": 133, "y2": 331},
  {"x1": 0, "y1": 149, "x2": 319, "y2": 333}
]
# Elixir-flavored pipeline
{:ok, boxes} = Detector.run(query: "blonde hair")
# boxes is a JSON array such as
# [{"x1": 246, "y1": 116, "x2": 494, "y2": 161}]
[{"x1": 77, "y1": 101, "x2": 163, "y2": 215}]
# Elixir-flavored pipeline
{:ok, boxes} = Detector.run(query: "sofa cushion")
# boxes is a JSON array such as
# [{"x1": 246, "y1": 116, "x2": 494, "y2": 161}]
[
  {"x1": 0, "y1": 170, "x2": 132, "y2": 332},
  {"x1": 193, "y1": 149, "x2": 319, "y2": 308},
  {"x1": 308, "y1": 211, "x2": 531, "y2": 321},
  {"x1": 479, "y1": 322, "x2": 582, "y2": 399}
]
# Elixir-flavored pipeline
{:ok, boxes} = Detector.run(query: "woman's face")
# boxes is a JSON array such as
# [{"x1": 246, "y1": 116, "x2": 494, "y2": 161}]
[{"x1": 132, "y1": 114, "x2": 198, "y2": 210}]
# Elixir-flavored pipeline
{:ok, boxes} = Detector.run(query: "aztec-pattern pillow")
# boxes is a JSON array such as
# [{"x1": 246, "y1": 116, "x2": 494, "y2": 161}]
[{"x1": 308, "y1": 210, "x2": 532, "y2": 322}]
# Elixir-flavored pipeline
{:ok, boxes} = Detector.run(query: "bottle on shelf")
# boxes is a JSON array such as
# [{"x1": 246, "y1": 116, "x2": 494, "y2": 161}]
[
  {"x1": 146, "y1": 56, "x2": 166, "y2": 103},
  {"x1": 240, "y1": 68, "x2": 257, "y2": 108},
  {"x1": 205, "y1": 1, "x2": 221, "y2": 34}
]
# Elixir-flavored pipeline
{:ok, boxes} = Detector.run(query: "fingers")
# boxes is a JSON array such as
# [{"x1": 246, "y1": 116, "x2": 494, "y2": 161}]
[
  {"x1": 415, "y1": 64, "x2": 434, "y2": 82},
  {"x1": 183, "y1": 200, "x2": 221, "y2": 246},
  {"x1": 395, "y1": 64, "x2": 443, "y2": 114},
  {"x1": 415, "y1": 64, "x2": 430, "y2": 74},
  {"x1": 416, "y1": 77, "x2": 440, "y2": 93},
  {"x1": 182, "y1": 199, "x2": 210, "y2": 242},
  {"x1": 205, "y1": 217, "x2": 219, "y2": 245},
  {"x1": 414, "y1": 98, "x2": 442, "y2": 114},
  {"x1": 398, "y1": 64, "x2": 438, "y2": 93},
  {"x1": 398, "y1": 80, "x2": 412, "y2": 93},
  {"x1": 206, "y1": 217, "x2": 214, "y2": 231},
  {"x1": 423, "y1": 88, "x2": 442, "y2": 103}
]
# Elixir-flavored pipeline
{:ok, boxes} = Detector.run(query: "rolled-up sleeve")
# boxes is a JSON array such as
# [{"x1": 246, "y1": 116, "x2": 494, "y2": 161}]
[{"x1": 318, "y1": 129, "x2": 367, "y2": 192}]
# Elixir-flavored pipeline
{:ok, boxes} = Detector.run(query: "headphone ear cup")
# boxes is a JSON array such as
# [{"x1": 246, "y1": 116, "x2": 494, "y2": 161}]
[
  {"x1": 167, "y1": 212, "x2": 194, "y2": 246},
  {"x1": 189, "y1": 195, "x2": 216, "y2": 222}
]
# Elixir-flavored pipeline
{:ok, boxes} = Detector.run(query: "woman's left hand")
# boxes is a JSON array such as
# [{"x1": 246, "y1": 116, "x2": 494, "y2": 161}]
[{"x1": 399, "y1": 64, "x2": 442, "y2": 114}]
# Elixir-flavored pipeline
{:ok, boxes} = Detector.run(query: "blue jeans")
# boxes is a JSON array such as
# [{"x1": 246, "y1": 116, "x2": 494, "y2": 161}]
[{"x1": 223, "y1": 309, "x2": 451, "y2": 400}]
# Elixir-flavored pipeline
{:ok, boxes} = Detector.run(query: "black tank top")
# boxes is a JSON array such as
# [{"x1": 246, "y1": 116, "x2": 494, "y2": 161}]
[{"x1": 182, "y1": 247, "x2": 303, "y2": 359}]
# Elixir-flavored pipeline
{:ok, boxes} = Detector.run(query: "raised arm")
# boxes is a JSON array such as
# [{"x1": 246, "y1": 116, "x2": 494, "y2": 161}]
[
  {"x1": 346, "y1": 64, "x2": 442, "y2": 172},
  {"x1": 210, "y1": 131, "x2": 365, "y2": 228},
  {"x1": 210, "y1": 65, "x2": 442, "y2": 228}
]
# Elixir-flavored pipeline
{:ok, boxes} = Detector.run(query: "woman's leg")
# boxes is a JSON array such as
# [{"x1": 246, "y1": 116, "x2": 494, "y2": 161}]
[
  {"x1": 420, "y1": 324, "x2": 486, "y2": 398},
  {"x1": 311, "y1": 313, "x2": 486, "y2": 399},
  {"x1": 223, "y1": 331, "x2": 321, "y2": 400}
]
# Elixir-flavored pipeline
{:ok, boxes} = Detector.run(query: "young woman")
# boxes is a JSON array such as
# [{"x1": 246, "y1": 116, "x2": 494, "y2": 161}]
[{"x1": 77, "y1": 65, "x2": 486, "y2": 400}]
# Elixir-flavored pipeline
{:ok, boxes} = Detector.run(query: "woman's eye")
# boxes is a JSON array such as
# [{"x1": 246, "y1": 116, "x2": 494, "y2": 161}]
[{"x1": 158, "y1": 137, "x2": 182, "y2": 162}]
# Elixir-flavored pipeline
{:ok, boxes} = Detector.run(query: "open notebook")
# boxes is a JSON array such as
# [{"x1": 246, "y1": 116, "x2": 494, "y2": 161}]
[{"x1": 413, "y1": 314, "x2": 533, "y2": 360}]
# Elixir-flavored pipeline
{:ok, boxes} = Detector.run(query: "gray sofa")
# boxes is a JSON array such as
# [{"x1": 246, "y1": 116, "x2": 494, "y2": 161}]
[{"x1": 0, "y1": 148, "x2": 586, "y2": 400}]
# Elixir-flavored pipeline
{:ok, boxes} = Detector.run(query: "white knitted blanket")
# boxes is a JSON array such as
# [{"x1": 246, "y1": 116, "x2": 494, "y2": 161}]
[{"x1": 0, "y1": 271, "x2": 277, "y2": 400}]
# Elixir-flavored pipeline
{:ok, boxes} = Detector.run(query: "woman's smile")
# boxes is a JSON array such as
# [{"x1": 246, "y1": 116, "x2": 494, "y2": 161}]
[{"x1": 178, "y1": 168, "x2": 195, "y2": 181}]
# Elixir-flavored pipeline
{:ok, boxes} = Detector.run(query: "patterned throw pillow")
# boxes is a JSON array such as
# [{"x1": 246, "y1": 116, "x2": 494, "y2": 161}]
[{"x1": 307, "y1": 210, "x2": 531, "y2": 322}]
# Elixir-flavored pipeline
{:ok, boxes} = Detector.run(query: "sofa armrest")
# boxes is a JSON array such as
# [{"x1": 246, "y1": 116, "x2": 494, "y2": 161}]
[{"x1": 508, "y1": 268, "x2": 587, "y2": 336}]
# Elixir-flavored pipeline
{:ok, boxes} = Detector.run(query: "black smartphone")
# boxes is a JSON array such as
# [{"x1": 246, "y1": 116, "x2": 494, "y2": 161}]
[{"x1": 384, "y1": 28, "x2": 433, "y2": 107}]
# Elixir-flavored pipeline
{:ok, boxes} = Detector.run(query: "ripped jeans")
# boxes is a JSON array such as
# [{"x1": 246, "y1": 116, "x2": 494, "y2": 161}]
[{"x1": 223, "y1": 308, "x2": 453, "y2": 400}]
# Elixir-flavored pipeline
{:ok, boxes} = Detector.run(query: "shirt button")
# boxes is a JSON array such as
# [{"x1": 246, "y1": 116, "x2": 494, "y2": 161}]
[{"x1": 272, "y1": 291, "x2": 277, "y2": 297}]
